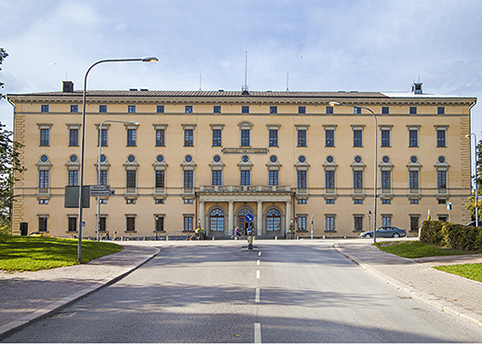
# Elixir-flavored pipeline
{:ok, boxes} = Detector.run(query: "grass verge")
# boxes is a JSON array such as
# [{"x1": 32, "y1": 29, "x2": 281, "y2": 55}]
[
  {"x1": 374, "y1": 240, "x2": 478, "y2": 259},
  {"x1": 434, "y1": 264, "x2": 482, "y2": 283},
  {"x1": 0, "y1": 235, "x2": 123, "y2": 271}
]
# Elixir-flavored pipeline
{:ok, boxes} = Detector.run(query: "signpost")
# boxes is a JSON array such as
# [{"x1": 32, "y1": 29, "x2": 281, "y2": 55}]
[
  {"x1": 89, "y1": 185, "x2": 115, "y2": 196},
  {"x1": 245, "y1": 213, "x2": 254, "y2": 223}
]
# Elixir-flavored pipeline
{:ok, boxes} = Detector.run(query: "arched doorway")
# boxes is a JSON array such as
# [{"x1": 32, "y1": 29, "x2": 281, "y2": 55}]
[
  {"x1": 238, "y1": 208, "x2": 253, "y2": 234},
  {"x1": 209, "y1": 209, "x2": 225, "y2": 233},
  {"x1": 266, "y1": 208, "x2": 281, "y2": 232}
]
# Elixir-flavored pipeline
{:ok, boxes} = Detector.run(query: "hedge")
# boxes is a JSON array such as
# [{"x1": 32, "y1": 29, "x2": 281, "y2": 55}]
[{"x1": 420, "y1": 220, "x2": 482, "y2": 252}]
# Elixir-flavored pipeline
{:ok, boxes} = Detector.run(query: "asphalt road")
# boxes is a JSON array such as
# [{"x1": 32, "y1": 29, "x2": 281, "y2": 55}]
[{"x1": 4, "y1": 240, "x2": 482, "y2": 343}]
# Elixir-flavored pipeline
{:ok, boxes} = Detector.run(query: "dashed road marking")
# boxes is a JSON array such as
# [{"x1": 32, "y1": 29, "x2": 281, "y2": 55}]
[
  {"x1": 255, "y1": 287, "x2": 260, "y2": 303},
  {"x1": 257, "y1": 259, "x2": 260, "y2": 265},
  {"x1": 256, "y1": 270, "x2": 260, "y2": 279},
  {"x1": 254, "y1": 323, "x2": 262, "y2": 343}
]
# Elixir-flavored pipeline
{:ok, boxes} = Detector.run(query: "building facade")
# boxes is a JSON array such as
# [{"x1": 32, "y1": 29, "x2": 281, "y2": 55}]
[{"x1": 7, "y1": 82, "x2": 477, "y2": 239}]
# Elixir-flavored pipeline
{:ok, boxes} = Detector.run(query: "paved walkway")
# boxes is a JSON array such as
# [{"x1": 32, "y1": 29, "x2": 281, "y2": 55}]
[{"x1": 1, "y1": 239, "x2": 482, "y2": 340}]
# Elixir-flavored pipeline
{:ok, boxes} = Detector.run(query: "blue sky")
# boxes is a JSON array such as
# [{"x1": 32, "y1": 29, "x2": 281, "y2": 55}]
[{"x1": 1, "y1": 0, "x2": 481, "y2": 137}]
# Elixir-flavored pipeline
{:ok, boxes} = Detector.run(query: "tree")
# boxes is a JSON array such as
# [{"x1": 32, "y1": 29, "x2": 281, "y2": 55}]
[
  {"x1": 0, "y1": 123, "x2": 25, "y2": 234},
  {"x1": 0, "y1": 47, "x2": 8, "y2": 97},
  {"x1": 465, "y1": 138, "x2": 482, "y2": 221}
]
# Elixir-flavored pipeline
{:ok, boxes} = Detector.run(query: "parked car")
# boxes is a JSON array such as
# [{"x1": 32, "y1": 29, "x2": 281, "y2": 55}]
[
  {"x1": 28, "y1": 231, "x2": 50, "y2": 237},
  {"x1": 359, "y1": 226, "x2": 407, "y2": 238}
]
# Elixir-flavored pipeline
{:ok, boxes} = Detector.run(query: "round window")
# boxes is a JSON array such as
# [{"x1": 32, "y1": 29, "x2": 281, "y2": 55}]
[
  {"x1": 69, "y1": 155, "x2": 78, "y2": 163},
  {"x1": 156, "y1": 155, "x2": 164, "y2": 163},
  {"x1": 185, "y1": 155, "x2": 193, "y2": 162},
  {"x1": 354, "y1": 155, "x2": 362, "y2": 163},
  {"x1": 213, "y1": 155, "x2": 221, "y2": 163},
  {"x1": 242, "y1": 155, "x2": 249, "y2": 163},
  {"x1": 438, "y1": 156, "x2": 446, "y2": 164},
  {"x1": 382, "y1": 156, "x2": 390, "y2": 163},
  {"x1": 270, "y1": 155, "x2": 277, "y2": 163},
  {"x1": 40, "y1": 154, "x2": 48, "y2": 162},
  {"x1": 127, "y1": 155, "x2": 136, "y2": 163},
  {"x1": 410, "y1": 156, "x2": 418, "y2": 164},
  {"x1": 326, "y1": 155, "x2": 334, "y2": 163},
  {"x1": 298, "y1": 155, "x2": 306, "y2": 163},
  {"x1": 100, "y1": 154, "x2": 107, "y2": 163}
]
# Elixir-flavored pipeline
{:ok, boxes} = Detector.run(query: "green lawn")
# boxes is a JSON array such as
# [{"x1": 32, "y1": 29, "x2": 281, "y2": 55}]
[
  {"x1": 0, "y1": 235, "x2": 123, "y2": 271},
  {"x1": 434, "y1": 264, "x2": 482, "y2": 283},
  {"x1": 374, "y1": 240, "x2": 478, "y2": 259}
]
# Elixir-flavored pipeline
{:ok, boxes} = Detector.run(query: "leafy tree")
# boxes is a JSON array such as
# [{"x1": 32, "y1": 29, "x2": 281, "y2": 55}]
[
  {"x1": 0, "y1": 123, "x2": 25, "y2": 234},
  {"x1": 0, "y1": 47, "x2": 7, "y2": 97},
  {"x1": 465, "y1": 138, "x2": 482, "y2": 221}
]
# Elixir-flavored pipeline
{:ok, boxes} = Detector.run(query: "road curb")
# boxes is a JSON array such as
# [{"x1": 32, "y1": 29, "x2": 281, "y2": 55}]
[
  {"x1": 333, "y1": 242, "x2": 482, "y2": 329},
  {"x1": 0, "y1": 247, "x2": 161, "y2": 340}
]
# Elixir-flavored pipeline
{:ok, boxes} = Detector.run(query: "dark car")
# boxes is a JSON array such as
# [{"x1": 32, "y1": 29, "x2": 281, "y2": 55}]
[{"x1": 359, "y1": 226, "x2": 407, "y2": 238}]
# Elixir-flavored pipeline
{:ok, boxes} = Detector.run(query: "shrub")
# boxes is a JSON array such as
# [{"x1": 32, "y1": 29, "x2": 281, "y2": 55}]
[
  {"x1": 420, "y1": 220, "x2": 445, "y2": 245},
  {"x1": 422, "y1": 220, "x2": 482, "y2": 252}
]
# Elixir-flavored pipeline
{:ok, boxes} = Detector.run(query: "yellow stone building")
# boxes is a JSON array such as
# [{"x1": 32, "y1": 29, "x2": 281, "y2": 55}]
[{"x1": 7, "y1": 82, "x2": 477, "y2": 239}]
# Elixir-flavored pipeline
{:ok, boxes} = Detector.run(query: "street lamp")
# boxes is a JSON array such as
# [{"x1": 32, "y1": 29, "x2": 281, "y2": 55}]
[
  {"x1": 96, "y1": 120, "x2": 139, "y2": 242},
  {"x1": 78, "y1": 57, "x2": 158, "y2": 263},
  {"x1": 465, "y1": 133, "x2": 479, "y2": 227},
  {"x1": 329, "y1": 101, "x2": 378, "y2": 243}
]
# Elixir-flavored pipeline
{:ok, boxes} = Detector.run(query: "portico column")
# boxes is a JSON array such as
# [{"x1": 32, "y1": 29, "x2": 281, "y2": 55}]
[
  {"x1": 285, "y1": 200, "x2": 291, "y2": 234},
  {"x1": 228, "y1": 201, "x2": 234, "y2": 235},
  {"x1": 257, "y1": 201, "x2": 263, "y2": 236},
  {"x1": 200, "y1": 201, "x2": 205, "y2": 230}
]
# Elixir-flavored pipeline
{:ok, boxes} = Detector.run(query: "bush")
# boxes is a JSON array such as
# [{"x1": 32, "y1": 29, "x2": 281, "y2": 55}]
[
  {"x1": 420, "y1": 220, "x2": 445, "y2": 245},
  {"x1": 421, "y1": 220, "x2": 482, "y2": 252}
]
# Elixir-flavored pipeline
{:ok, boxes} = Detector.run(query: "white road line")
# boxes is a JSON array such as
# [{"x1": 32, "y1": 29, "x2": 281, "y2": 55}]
[
  {"x1": 255, "y1": 287, "x2": 260, "y2": 303},
  {"x1": 258, "y1": 251, "x2": 261, "y2": 256},
  {"x1": 257, "y1": 259, "x2": 260, "y2": 265},
  {"x1": 254, "y1": 323, "x2": 262, "y2": 343},
  {"x1": 256, "y1": 270, "x2": 260, "y2": 279}
]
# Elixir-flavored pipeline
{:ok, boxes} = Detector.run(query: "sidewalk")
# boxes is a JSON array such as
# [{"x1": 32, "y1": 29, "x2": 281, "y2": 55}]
[
  {"x1": 0, "y1": 243, "x2": 160, "y2": 340},
  {"x1": 335, "y1": 240, "x2": 482, "y2": 328}
]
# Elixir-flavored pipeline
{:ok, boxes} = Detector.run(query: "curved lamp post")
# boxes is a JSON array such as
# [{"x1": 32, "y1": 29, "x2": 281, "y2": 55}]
[
  {"x1": 78, "y1": 57, "x2": 158, "y2": 262},
  {"x1": 329, "y1": 101, "x2": 378, "y2": 243},
  {"x1": 465, "y1": 133, "x2": 479, "y2": 227}
]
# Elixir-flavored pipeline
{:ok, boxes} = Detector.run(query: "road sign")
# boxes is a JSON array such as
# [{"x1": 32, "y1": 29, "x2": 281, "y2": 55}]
[
  {"x1": 90, "y1": 185, "x2": 110, "y2": 191},
  {"x1": 90, "y1": 190, "x2": 112, "y2": 196},
  {"x1": 245, "y1": 213, "x2": 254, "y2": 223}
]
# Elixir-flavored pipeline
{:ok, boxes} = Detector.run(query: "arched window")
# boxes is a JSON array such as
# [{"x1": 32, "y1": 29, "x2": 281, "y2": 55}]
[
  {"x1": 266, "y1": 209, "x2": 281, "y2": 232},
  {"x1": 210, "y1": 209, "x2": 224, "y2": 231}
]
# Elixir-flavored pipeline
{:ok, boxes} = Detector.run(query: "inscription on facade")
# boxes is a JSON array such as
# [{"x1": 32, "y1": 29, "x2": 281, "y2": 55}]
[{"x1": 222, "y1": 148, "x2": 269, "y2": 154}]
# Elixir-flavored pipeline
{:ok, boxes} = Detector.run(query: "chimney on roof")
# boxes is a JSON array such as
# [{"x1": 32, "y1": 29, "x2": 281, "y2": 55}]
[
  {"x1": 62, "y1": 81, "x2": 74, "y2": 92},
  {"x1": 411, "y1": 82, "x2": 422, "y2": 95}
]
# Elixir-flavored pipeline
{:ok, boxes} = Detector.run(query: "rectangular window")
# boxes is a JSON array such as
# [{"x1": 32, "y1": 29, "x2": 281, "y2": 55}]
[
  {"x1": 297, "y1": 170, "x2": 307, "y2": 189},
  {"x1": 126, "y1": 217, "x2": 136, "y2": 232},
  {"x1": 100, "y1": 129, "x2": 108, "y2": 147},
  {"x1": 381, "y1": 171, "x2": 391, "y2": 189},
  {"x1": 298, "y1": 106, "x2": 306, "y2": 114},
  {"x1": 69, "y1": 129, "x2": 79, "y2": 146},
  {"x1": 325, "y1": 170, "x2": 335, "y2": 189},
  {"x1": 155, "y1": 170, "x2": 165, "y2": 188},
  {"x1": 38, "y1": 217, "x2": 48, "y2": 232},
  {"x1": 410, "y1": 198, "x2": 419, "y2": 204},
  {"x1": 39, "y1": 170, "x2": 49, "y2": 189},
  {"x1": 298, "y1": 198, "x2": 307, "y2": 204},
  {"x1": 382, "y1": 216, "x2": 392, "y2": 227},
  {"x1": 410, "y1": 216, "x2": 420, "y2": 231},
  {"x1": 354, "y1": 199, "x2": 363, "y2": 204},
  {"x1": 298, "y1": 130, "x2": 307, "y2": 147},
  {"x1": 212, "y1": 170, "x2": 222, "y2": 186},
  {"x1": 213, "y1": 106, "x2": 221, "y2": 113},
  {"x1": 326, "y1": 106, "x2": 334, "y2": 114},
  {"x1": 240, "y1": 170, "x2": 251, "y2": 186},
  {"x1": 70, "y1": 105, "x2": 78, "y2": 113},
  {"x1": 354, "y1": 107, "x2": 362, "y2": 114},
  {"x1": 157, "y1": 105, "x2": 165, "y2": 113},
  {"x1": 326, "y1": 199, "x2": 335, "y2": 204},
  {"x1": 184, "y1": 216, "x2": 193, "y2": 231},
  {"x1": 437, "y1": 171, "x2": 447, "y2": 189},
  {"x1": 437, "y1": 107, "x2": 445, "y2": 115},
  {"x1": 40, "y1": 129, "x2": 50, "y2": 146},
  {"x1": 242, "y1": 106, "x2": 250, "y2": 113},
  {"x1": 241, "y1": 129, "x2": 250, "y2": 146},
  {"x1": 409, "y1": 107, "x2": 417, "y2": 114},
  {"x1": 382, "y1": 199, "x2": 391, "y2": 204},
  {"x1": 353, "y1": 171, "x2": 363, "y2": 189},
  {"x1": 325, "y1": 129, "x2": 334, "y2": 147},
  {"x1": 212, "y1": 129, "x2": 222, "y2": 147},
  {"x1": 99, "y1": 105, "x2": 107, "y2": 113},
  {"x1": 41, "y1": 105, "x2": 49, "y2": 112},
  {"x1": 269, "y1": 129, "x2": 278, "y2": 147},
  {"x1": 297, "y1": 216, "x2": 307, "y2": 231},
  {"x1": 270, "y1": 106, "x2": 278, "y2": 114},
  {"x1": 126, "y1": 170, "x2": 136, "y2": 188},
  {"x1": 437, "y1": 130, "x2": 446, "y2": 147},
  {"x1": 99, "y1": 170, "x2": 108, "y2": 186},
  {"x1": 326, "y1": 216, "x2": 335, "y2": 231},
  {"x1": 127, "y1": 129, "x2": 137, "y2": 146},
  {"x1": 409, "y1": 171, "x2": 419, "y2": 189},
  {"x1": 184, "y1": 129, "x2": 194, "y2": 146},
  {"x1": 184, "y1": 170, "x2": 194, "y2": 188},
  {"x1": 381, "y1": 130, "x2": 390, "y2": 147},
  {"x1": 156, "y1": 129, "x2": 165, "y2": 147},
  {"x1": 68, "y1": 217, "x2": 77, "y2": 232},
  {"x1": 155, "y1": 217, "x2": 164, "y2": 232},
  {"x1": 185, "y1": 106, "x2": 193, "y2": 113},
  {"x1": 99, "y1": 217, "x2": 106, "y2": 232},
  {"x1": 68, "y1": 170, "x2": 78, "y2": 186},
  {"x1": 353, "y1": 130, "x2": 362, "y2": 147},
  {"x1": 269, "y1": 170, "x2": 279, "y2": 186},
  {"x1": 409, "y1": 130, "x2": 418, "y2": 147},
  {"x1": 382, "y1": 107, "x2": 389, "y2": 114},
  {"x1": 354, "y1": 216, "x2": 363, "y2": 231},
  {"x1": 128, "y1": 105, "x2": 136, "y2": 113}
]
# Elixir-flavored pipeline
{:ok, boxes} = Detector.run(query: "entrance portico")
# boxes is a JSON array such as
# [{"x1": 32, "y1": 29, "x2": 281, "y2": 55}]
[{"x1": 198, "y1": 185, "x2": 293, "y2": 237}]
